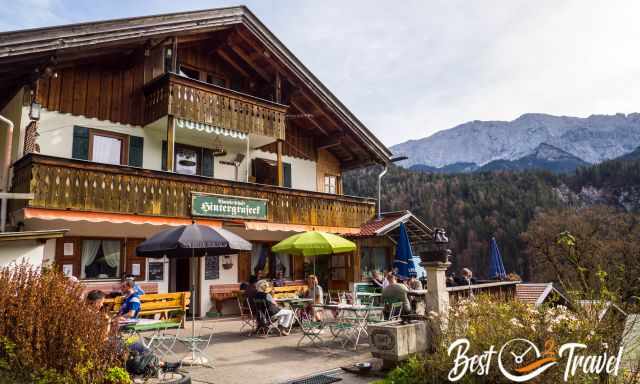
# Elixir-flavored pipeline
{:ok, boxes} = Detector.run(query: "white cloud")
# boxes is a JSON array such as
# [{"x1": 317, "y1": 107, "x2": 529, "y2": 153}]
[{"x1": 2, "y1": 0, "x2": 639, "y2": 147}]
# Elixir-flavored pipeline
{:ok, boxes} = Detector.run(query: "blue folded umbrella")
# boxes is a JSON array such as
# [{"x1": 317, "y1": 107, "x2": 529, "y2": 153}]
[
  {"x1": 394, "y1": 223, "x2": 416, "y2": 279},
  {"x1": 489, "y1": 237, "x2": 507, "y2": 280}
]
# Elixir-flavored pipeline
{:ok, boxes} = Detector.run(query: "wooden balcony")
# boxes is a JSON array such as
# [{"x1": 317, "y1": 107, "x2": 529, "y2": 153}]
[
  {"x1": 144, "y1": 73, "x2": 287, "y2": 140},
  {"x1": 11, "y1": 154, "x2": 375, "y2": 229}
]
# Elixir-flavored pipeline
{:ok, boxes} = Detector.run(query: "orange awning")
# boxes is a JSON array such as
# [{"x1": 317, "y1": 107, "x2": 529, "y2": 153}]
[
  {"x1": 22, "y1": 208, "x2": 223, "y2": 228},
  {"x1": 243, "y1": 221, "x2": 360, "y2": 235}
]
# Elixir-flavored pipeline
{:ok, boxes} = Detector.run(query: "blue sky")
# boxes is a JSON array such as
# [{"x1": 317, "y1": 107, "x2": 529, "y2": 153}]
[{"x1": 2, "y1": 1, "x2": 640, "y2": 147}]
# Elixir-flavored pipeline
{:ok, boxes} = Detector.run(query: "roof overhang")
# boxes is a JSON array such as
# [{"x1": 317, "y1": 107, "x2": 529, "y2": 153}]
[
  {"x1": 0, "y1": 229, "x2": 68, "y2": 242},
  {"x1": 0, "y1": 6, "x2": 392, "y2": 165}
]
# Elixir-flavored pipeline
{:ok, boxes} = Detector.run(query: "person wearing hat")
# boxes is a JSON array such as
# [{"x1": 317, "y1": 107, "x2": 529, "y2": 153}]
[{"x1": 255, "y1": 280, "x2": 294, "y2": 335}]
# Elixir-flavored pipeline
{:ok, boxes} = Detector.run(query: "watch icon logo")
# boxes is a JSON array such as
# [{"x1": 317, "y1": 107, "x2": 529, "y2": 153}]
[{"x1": 498, "y1": 339, "x2": 558, "y2": 382}]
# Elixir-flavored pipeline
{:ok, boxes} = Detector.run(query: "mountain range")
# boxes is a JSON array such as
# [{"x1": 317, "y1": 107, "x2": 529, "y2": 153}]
[{"x1": 392, "y1": 113, "x2": 640, "y2": 173}]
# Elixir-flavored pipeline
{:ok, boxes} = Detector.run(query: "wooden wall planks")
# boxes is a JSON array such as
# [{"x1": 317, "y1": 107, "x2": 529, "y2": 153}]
[{"x1": 36, "y1": 59, "x2": 147, "y2": 127}]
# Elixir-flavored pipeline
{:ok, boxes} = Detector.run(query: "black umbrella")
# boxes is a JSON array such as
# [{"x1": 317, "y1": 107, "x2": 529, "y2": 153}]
[
  {"x1": 136, "y1": 224, "x2": 251, "y2": 258},
  {"x1": 135, "y1": 223, "x2": 251, "y2": 364}
]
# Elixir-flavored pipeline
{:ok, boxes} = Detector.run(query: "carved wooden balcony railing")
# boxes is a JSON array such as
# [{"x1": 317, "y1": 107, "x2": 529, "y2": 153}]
[
  {"x1": 144, "y1": 73, "x2": 287, "y2": 140},
  {"x1": 11, "y1": 154, "x2": 375, "y2": 228}
]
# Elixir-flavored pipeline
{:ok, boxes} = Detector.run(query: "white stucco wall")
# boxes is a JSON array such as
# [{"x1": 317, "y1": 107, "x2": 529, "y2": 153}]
[
  {"x1": 35, "y1": 110, "x2": 166, "y2": 169},
  {"x1": 0, "y1": 240, "x2": 45, "y2": 268},
  {"x1": 250, "y1": 149, "x2": 317, "y2": 191},
  {"x1": 199, "y1": 254, "x2": 238, "y2": 316}
]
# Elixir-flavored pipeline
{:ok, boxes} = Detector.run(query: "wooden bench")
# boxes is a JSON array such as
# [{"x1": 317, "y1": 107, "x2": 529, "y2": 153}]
[
  {"x1": 111, "y1": 292, "x2": 190, "y2": 321},
  {"x1": 210, "y1": 283, "x2": 242, "y2": 314},
  {"x1": 272, "y1": 284, "x2": 308, "y2": 299}
]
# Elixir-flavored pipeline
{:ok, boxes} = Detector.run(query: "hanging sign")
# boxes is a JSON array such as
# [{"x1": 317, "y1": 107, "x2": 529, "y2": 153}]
[{"x1": 191, "y1": 193, "x2": 268, "y2": 220}]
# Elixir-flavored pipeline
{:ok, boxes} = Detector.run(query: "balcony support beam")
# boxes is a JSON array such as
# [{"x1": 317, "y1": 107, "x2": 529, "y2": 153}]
[
  {"x1": 277, "y1": 139, "x2": 284, "y2": 187},
  {"x1": 166, "y1": 116, "x2": 176, "y2": 172}
]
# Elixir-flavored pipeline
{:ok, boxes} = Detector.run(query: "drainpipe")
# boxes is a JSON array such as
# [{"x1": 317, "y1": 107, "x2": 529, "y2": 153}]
[
  {"x1": 377, "y1": 164, "x2": 388, "y2": 220},
  {"x1": 0, "y1": 114, "x2": 14, "y2": 232},
  {"x1": 377, "y1": 156, "x2": 409, "y2": 220}
]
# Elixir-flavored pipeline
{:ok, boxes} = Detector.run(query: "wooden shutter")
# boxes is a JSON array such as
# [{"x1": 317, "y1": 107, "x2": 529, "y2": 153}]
[
  {"x1": 283, "y1": 162, "x2": 292, "y2": 188},
  {"x1": 161, "y1": 140, "x2": 167, "y2": 171},
  {"x1": 72, "y1": 126, "x2": 90, "y2": 160},
  {"x1": 202, "y1": 149, "x2": 214, "y2": 177},
  {"x1": 128, "y1": 136, "x2": 144, "y2": 167},
  {"x1": 125, "y1": 239, "x2": 147, "y2": 279}
]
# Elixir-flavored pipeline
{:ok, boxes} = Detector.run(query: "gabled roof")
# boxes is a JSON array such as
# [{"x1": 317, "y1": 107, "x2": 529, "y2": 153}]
[
  {"x1": 516, "y1": 283, "x2": 570, "y2": 307},
  {"x1": 352, "y1": 210, "x2": 433, "y2": 246},
  {"x1": 0, "y1": 6, "x2": 391, "y2": 165}
]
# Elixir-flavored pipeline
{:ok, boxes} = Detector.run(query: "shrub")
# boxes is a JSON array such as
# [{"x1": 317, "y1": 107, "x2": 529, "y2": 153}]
[
  {"x1": 0, "y1": 263, "x2": 123, "y2": 383},
  {"x1": 383, "y1": 294, "x2": 632, "y2": 383}
]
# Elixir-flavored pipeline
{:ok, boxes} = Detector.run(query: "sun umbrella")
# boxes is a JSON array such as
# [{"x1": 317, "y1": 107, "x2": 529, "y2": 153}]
[
  {"x1": 489, "y1": 237, "x2": 507, "y2": 280},
  {"x1": 271, "y1": 231, "x2": 356, "y2": 301},
  {"x1": 393, "y1": 223, "x2": 416, "y2": 279},
  {"x1": 271, "y1": 231, "x2": 356, "y2": 257},
  {"x1": 136, "y1": 223, "x2": 251, "y2": 364}
]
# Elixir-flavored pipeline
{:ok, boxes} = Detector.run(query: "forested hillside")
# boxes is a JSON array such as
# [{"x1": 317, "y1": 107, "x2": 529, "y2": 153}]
[{"x1": 343, "y1": 157, "x2": 640, "y2": 280}]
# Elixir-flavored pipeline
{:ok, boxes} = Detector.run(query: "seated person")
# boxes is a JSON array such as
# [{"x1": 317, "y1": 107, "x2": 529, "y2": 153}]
[
  {"x1": 118, "y1": 280, "x2": 141, "y2": 321},
  {"x1": 455, "y1": 268, "x2": 477, "y2": 286},
  {"x1": 371, "y1": 270, "x2": 385, "y2": 289},
  {"x1": 272, "y1": 270, "x2": 286, "y2": 287},
  {"x1": 86, "y1": 289, "x2": 179, "y2": 373},
  {"x1": 304, "y1": 274, "x2": 324, "y2": 321},
  {"x1": 123, "y1": 274, "x2": 145, "y2": 296},
  {"x1": 382, "y1": 273, "x2": 412, "y2": 316},
  {"x1": 405, "y1": 273, "x2": 424, "y2": 312},
  {"x1": 86, "y1": 290, "x2": 112, "y2": 338},
  {"x1": 255, "y1": 280, "x2": 294, "y2": 335}
]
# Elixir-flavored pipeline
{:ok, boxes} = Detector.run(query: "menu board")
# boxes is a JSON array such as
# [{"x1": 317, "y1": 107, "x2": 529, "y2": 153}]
[
  {"x1": 204, "y1": 255, "x2": 220, "y2": 280},
  {"x1": 148, "y1": 262, "x2": 164, "y2": 281}
]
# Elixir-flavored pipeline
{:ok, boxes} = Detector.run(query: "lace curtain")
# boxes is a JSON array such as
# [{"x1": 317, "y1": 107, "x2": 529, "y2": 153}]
[
  {"x1": 102, "y1": 240, "x2": 121, "y2": 276},
  {"x1": 80, "y1": 240, "x2": 101, "y2": 279}
]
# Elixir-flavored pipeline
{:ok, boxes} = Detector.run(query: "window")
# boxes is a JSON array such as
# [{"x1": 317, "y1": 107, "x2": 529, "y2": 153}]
[
  {"x1": 250, "y1": 243, "x2": 292, "y2": 279},
  {"x1": 361, "y1": 247, "x2": 388, "y2": 278},
  {"x1": 80, "y1": 239, "x2": 122, "y2": 279},
  {"x1": 324, "y1": 175, "x2": 337, "y2": 194},
  {"x1": 92, "y1": 134, "x2": 123, "y2": 165},
  {"x1": 72, "y1": 126, "x2": 144, "y2": 167},
  {"x1": 179, "y1": 65, "x2": 200, "y2": 81},
  {"x1": 175, "y1": 145, "x2": 199, "y2": 175}
]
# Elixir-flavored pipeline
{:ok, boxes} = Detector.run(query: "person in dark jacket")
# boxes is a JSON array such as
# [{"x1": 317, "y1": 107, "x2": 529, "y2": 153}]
[{"x1": 255, "y1": 280, "x2": 294, "y2": 335}]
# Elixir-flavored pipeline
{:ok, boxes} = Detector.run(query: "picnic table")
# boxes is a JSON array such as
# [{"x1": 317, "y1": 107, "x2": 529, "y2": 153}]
[{"x1": 313, "y1": 303, "x2": 383, "y2": 350}]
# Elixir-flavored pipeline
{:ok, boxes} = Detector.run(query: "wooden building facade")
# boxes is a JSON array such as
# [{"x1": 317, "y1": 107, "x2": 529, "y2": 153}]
[{"x1": 0, "y1": 7, "x2": 398, "y2": 315}]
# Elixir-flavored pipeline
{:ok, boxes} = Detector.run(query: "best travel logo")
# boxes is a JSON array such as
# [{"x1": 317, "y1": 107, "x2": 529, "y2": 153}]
[{"x1": 447, "y1": 338, "x2": 624, "y2": 382}]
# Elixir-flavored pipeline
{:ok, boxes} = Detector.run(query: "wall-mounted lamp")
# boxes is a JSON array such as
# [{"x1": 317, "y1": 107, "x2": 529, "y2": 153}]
[{"x1": 29, "y1": 101, "x2": 41, "y2": 121}]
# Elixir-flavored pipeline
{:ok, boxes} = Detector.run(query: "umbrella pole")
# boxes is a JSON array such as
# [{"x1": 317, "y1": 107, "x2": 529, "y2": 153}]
[{"x1": 191, "y1": 250, "x2": 196, "y2": 362}]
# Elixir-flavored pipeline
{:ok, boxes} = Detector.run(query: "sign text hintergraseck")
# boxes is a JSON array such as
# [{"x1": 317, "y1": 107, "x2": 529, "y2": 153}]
[{"x1": 191, "y1": 193, "x2": 268, "y2": 220}]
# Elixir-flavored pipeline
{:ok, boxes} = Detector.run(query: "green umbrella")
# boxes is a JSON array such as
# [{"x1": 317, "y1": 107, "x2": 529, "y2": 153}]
[
  {"x1": 272, "y1": 232, "x2": 356, "y2": 290},
  {"x1": 271, "y1": 231, "x2": 356, "y2": 256}
]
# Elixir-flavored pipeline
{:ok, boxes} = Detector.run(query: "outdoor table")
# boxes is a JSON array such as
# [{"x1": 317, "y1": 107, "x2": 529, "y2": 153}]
[
  {"x1": 313, "y1": 304, "x2": 383, "y2": 350},
  {"x1": 119, "y1": 319, "x2": 182, "y2": 359},
  {"x1": 275, "y1": 298, "x2": 313, "y2": 330}
]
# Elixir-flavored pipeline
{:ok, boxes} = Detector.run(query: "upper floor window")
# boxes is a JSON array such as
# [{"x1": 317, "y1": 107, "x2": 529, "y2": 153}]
[
  {"x1": 324, "y1": 175, "x2": 338, "y2": 194},
  {"x1": 91, "y1": 132, "x2": 125, "y2": 165},
  {"x1": 72, "y1": 126, "x2": 144, "y2": 167}
]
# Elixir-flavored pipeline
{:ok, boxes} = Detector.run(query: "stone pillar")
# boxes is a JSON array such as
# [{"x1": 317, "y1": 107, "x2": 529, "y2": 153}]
[{"x1": 423, "y1": 261, "x2": 451, "y2": 319}]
